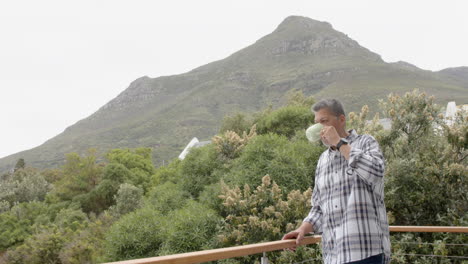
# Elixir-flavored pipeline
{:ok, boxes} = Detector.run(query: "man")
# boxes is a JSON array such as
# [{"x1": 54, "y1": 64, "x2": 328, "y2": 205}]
[{"x1": 282, "y1": 99, "x2": 391, "y2": 264}]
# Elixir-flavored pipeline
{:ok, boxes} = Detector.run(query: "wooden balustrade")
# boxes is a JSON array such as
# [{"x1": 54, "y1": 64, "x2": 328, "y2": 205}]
[{"x1": 104, "y1": 226, "x2": 468, "y2": 264}]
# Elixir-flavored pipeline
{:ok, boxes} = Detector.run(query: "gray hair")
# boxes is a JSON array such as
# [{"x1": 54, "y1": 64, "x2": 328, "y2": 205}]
[{"x1": 312, "y1": 99, "x2": 346, "y2": 117}]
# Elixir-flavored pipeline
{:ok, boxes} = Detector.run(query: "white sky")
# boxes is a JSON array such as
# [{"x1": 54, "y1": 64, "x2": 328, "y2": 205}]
[{"x1": 0, "y1": 0, "x2": 467, "y2": 159}]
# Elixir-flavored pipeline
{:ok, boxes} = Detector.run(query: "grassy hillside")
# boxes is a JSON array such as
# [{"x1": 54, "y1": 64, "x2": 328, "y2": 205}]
[{"x1": 0, "y1": 15, "x2": 466, "y2": 172}]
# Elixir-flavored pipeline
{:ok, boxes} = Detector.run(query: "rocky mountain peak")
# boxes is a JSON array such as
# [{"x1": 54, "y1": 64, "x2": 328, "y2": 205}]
[{"x1": 275, "y1": 16, "x2": 332, "y2": 32}]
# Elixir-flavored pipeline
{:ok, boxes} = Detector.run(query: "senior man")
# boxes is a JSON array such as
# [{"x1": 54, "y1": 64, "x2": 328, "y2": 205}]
[{"x1": 283, "y1": 99, "x2": 391, "y2": 264}]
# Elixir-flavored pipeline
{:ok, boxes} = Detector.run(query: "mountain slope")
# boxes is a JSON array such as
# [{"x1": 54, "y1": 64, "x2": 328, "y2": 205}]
[{"x1": 1, "y1": 16, "x2": 467, "y2": 171}]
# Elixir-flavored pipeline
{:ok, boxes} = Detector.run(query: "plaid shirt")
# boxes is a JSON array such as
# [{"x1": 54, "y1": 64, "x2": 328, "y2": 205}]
[{"x1": 304, "y1": 130, "x2": 391, "y2": 264}]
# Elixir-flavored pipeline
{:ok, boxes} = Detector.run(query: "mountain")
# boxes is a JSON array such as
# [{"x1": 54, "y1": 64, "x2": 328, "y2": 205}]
[{"x1": 1, "y1": 16, "x2": 467, "y2": 172}]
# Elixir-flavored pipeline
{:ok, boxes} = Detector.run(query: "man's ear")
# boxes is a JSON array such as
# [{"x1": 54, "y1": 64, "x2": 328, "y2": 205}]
[{"x1": 339, "y1": 114, "x2": 346, "y2": 123}]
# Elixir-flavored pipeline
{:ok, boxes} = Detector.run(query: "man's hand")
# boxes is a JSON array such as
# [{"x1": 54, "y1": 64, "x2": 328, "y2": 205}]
[
  {"x1": 282, "y1": 222, "x2": 313, "y2": 250},
  {"x1": 320, "y1": 125, "x2": 340, "y2": 147}
]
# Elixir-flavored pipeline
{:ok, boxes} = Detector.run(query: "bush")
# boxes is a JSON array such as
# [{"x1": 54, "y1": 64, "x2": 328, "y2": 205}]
[
  {"x1": 114, "y1": 183, "x2": 143, "y2": 216},
  {"x1": 179, "y1": 144, "x2": 226, "y2": 197},
  {"x1": 151, "y1": 159, "x2": 181, "y2": 185},
  {"x1": 216, "y1": 175, "x2": 317, "y2": 263},
  {"x1": 159, "y1": 201, "x2": 221, "y2": 255},
  {"x1": 212, "y1": 125, "x2": 257, "y2": 160},
  {"x1": 0, "y1": 201, "x2": 49, "y2": 250},
  {"x1": 58, "y1": 213, "x2": 113, "y2": 264},
  {"x1": 219, "y1": 113, "x2": 253, "y2": 135},
  {"x1": 106, "y1": 148, "x2": 155, "y2": 192},
  {"x1": 225, "y1": 133, "x2": 322, "y2": 193},
  {"x1": 4, "y1": 225, "x2": 75, "y2": 264},
  {"x1": 145, "y1": 182, "x2": 189, "y2": 214},
  {"x1": 104, "y1": 207, "x2": 165, "y2": 261},
  {"x1": 256, "y1": 105, "x2": 314, "y2": 138},
  {"x1": 0, "y1": 168, "x2": 50, "y2": 206}
]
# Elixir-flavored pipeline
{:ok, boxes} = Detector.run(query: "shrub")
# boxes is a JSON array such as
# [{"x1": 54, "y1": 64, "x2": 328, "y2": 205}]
[
  {"x1": 216, "y1": 175, "x2": 317, "y2": 263},
  {"x1": 104, "y1": 207, "x2": 165, "y2": 261},
  {"x1": 256, "y1": 105, "x2": 314, "y2": 138},
  {"x1": 159, "y1": 201, "x2": 221, "y2": 255},
  {"x1": 145, "y1": 182, "x2": 189, "y2": 214},
  {"x1": 0, "y1": 201, "x2": 49, "y2": 250},
  {"x1": 114, "y1": 183, "x2": 143, "y2": 216},
  {"x1": 0, "y1": 168, "x2": 50, "y2": 206},
  {"x1": 179, "y1": 144, "x2": 226, "y2": 197},
  {"x1": 212, "y1": 125, "x2": 257, "y2": 160},
  {"x1": 219, "y1": 113, "x2": 253, "y2": 135},
  {"x1": 225, "y1": 134, "x2": 322, "y2": 193}
]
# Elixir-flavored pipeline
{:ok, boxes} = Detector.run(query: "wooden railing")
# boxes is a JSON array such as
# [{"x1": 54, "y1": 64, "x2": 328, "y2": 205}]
[{"x1": 104, "y1": 226, "x2": 468, "y2": 264}]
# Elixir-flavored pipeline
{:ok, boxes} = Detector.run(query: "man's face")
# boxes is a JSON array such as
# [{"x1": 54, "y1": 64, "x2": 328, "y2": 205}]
[{"x1": 314, "y1": 108, "x2": 345, "y2": 131}]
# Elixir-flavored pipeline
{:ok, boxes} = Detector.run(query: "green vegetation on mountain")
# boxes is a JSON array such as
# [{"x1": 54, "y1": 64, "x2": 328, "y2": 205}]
[{"x1": 0, "y1": 16, "x2": 467, "y2": 172}]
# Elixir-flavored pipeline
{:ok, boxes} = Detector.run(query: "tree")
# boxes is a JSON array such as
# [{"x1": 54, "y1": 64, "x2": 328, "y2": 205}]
[
  {"x1": 113, "y1": 183, "x2": 143, "y2": 216},
  {"x1": 225, "y1": 133, "x2": 323, "y2": 193},
  {"x1": 255, "y1": 105, "x2": 315, "y2": 138},
  {"x1": 53, "y1": 150, "x2": 102, "y2": 201},
  {"x1": 14, "y1": 158, "x2": 25, "y2": 172},
  {"x1": 106, "y1": 148, "x2": 155, "y2": 192}
]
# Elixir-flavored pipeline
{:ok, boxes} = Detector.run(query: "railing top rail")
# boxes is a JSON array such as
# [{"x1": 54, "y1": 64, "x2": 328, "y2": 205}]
[
  {"x1": 104, "y1": 226, "x2": 468, "y2": 264},
  {"x1": 105, "y1": 236, "x2": 321, "y2": 264},
  {"x1": 389, "y1": 226, "x2": 468, "y2": 233}
]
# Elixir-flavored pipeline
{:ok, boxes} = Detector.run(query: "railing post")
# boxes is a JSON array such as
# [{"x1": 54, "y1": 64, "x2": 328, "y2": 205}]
[{"x1": 261, "y1": 252, "x2": 269, "y2": 264}]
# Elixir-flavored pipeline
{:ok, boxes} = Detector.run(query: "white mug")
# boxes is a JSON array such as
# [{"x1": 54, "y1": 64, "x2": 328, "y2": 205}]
[{"x1": 306, "y1": 123, "x2": 323, "y2": 142}]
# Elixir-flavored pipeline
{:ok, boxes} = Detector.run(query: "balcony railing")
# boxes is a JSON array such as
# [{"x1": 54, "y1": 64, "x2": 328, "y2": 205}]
[{"x1": 104, "y1": 226, "x2": 468, "y2": 264}]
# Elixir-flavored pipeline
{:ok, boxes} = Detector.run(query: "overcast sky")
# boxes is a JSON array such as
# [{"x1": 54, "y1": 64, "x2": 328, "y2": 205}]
[{"x1": 0, "y1": 0, "x2": 467, "y2": 159}]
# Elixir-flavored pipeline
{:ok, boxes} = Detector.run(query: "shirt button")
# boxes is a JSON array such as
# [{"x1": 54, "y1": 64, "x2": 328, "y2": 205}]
[{"x1": 335, "y1": 205, "x2": 338, "y2": 208}]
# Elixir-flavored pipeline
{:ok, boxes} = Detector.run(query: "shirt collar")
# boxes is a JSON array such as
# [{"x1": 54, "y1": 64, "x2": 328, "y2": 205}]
[{"x1": 346, "y1": 129, "x2": 358, "y2": 142}]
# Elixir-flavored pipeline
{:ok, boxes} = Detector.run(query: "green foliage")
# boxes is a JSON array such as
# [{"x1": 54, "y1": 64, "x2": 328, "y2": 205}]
[
  {"x1": 347, "y1": 105, "x2": 384, "y2": 140},
  {"x1": 441, "y1": 109, "x2": 468, "y2": 161},
  {"x1": 219, "y1": 113, "x2": 253, "y2": 135},
  {"x1": 225, "y1": 133, "x2": 322, "y2": 193},
  {"x1": 106, "y1": 148, "x2": 155, "y2": 192},
  {"x1": 104, "y1": 207, "x2": 165, "y2": 261},
  {"x1": 4, "y1": 210, "x2": 113, "y2": 264},
  {"x1": 378, "y1": 90, "x2": 467, "y2": 227},
  {"x1": 54, "y1": 207, "x2": 89, "y2": 231},
  {"x1": 179, "y1": 144, "x2": 226, "y2": 197},
  {"x1": 0, "y1": 167, "x2": 50, "y2": 206},
  {"x1": 374, "y1": 90, "x2": 467, "y2": 262},
  {"x1": 14, "y1": 158, "x2": 25, "y2": 172},
  {"x1": 217, "y1": 175, "x2": 317, "y2": 263},
  {"x1": 256, "y1": 105, "x2": 315, "y2": 138},
  {"x1": 218, "y1": 176, "x2": 312, "y2": 244},
  {"x1": 113, "y1": 183, "x2": 143, "y2": 216},
  {"x1": 0, "y1": 201, "x2": 49, "y2": 250},
  {"x1": 5, "y1": 226, "x2": 72, "y2": 264},
  {"x1": 145, "y1": 181, "x2": 189, "y2": 214},
  {"x1": 212, "y1": 125, "x2": 257, "y2": 160},
  {"x1": 151, "y1": 159, "x2": 181, "y2": 185},
  {"x1": 284, "y1": 89, "x2": 315, "y2": 108},
  {"x1": 58, "y1": 215, "x2": 110, "y2": 264},
  {"x1": 379, "y1": 89, "x2": 441, "y2": 155},
  {"x1": 159, "y1": 201, "x2": 221, "y2": 255},
  {"x1": 199, "y1": 182, "x2": 224, "y2": 213},
  {"x1": 53, "y1": 150, "x2": 102, "y2": 202}
]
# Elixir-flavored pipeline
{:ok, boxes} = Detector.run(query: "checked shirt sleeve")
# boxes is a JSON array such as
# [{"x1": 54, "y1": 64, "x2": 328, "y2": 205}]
[
  {"x1": 303, "y1": 178, "x2": 323, "y2": 233},
  {"x1": 348, "y1": 135, "x2": 385, "y2": 186}
]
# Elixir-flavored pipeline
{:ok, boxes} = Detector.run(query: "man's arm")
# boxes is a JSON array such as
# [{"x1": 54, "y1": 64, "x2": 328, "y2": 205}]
[
  {"x1": 282, "y1": 178, "x2": 322, "y2": 246},
  {"x1": 344, "y1": 135, "x2": 385, "y2": 186},
  {"x1": 282, "y1": 221, "x2": 313, "y2": 246}
]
